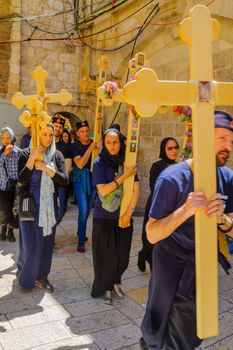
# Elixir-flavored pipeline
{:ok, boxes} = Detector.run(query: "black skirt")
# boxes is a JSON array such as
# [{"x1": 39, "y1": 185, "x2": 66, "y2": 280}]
[
  {"x1": 91, "y1": 217, "x2": 133, "y2": 297},
  {"x1": 0, "y1": 189, "x2": 15, "y2": 225}
]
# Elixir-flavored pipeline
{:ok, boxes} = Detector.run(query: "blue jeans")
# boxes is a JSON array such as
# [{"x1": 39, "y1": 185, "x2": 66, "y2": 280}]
[
  {"x1": 57, "y1": 186, "x2": 67, "y2": 224},
  {"x1": 74, "y1": 181, "x2": 95, "y2": 244}
]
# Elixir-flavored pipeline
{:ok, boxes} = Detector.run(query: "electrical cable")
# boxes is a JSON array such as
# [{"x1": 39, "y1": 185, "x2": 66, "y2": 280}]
[{"x1": 108, "y1": 2, "x2": 160, "y2": 126}]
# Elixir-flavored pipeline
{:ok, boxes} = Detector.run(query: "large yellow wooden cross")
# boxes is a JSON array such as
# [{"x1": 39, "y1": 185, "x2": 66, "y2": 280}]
[
  {"x1": 79, "y1": 56, "x2": 109, "y2": 169},
  {"x1": 11, "y1": 66, "x2": 72, "y2": 154},
  {"x1": 97, "y1": 4, "x2": 233, "y2": 338},
  {"x1": 120, "y1": 52, "x2": 149, "y2": 217},
  {"x1": 79, "y1": 75, "x2": 101, "y2": 93},
  {"x1": 17, "y1": 98, "x2": 51, "y2": 160},
  {"x1": 90, "y1": 55, "x2": 109, "y2": 169}
]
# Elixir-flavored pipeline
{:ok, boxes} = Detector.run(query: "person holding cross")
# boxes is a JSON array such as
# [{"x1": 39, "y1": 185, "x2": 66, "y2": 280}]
[
  {"x1": 140, "y1": 110, "x2": 233, "y2": 350},
  {"x1": 17, "y1": 123, "x2": 68, "y2": 292},
  {"x1": 91, "y1": 128, "x2": 140, "y2": 305},
  {"x1": 72, "y1": 120, "x2": 100, "y2": 253}
]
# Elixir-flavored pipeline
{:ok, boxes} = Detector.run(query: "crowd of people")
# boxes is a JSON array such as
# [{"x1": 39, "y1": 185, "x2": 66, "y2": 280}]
[{"x1": 0, "y1": 110, "x2": 233, "y2": 350}]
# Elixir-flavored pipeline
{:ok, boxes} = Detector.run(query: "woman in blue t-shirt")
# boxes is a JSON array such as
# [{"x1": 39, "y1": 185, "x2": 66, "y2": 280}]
[{"x1": 91, "y1": 128, "x2": 140, "y2": 305}]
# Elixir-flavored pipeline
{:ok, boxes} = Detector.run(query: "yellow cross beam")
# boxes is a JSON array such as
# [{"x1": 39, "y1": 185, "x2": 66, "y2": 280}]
[
  {"x1": 97, "y1": 5, "x2": 230, "y2": 338},
  {"x1": 11, "y1": 66, "x2": 72, "y2": 151},
  {"x1": 91, "y1": 55, "x2": 109, "y2": 170},
  {"x1": 19, "y1": 97, "x2": 51, "y2": 160},
  {"x1": 120, "y1": 52, "x2": 150, "y2": 217},
  {"x1": 79, "y1": 75, "x2": 101, "y2": 93}
]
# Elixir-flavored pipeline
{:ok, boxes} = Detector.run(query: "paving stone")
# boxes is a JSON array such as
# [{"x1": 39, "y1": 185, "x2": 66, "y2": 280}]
[
  {"x1": 30, "y1": 335, "x2": 99, "y2": 349},
  {"x1": 220, "y1": 288, "x2": 233, "y2": 304},
  {"x1": 121, "y1": 269, "x2": 138, "y2": 280},
  {"x1": 132, "y1": 316, "x2": 143, "y2": 327},
  {"x1": 32, "y1": 293, "x2": 60, "y2": 307},
  {"x1": 0, "y1": 315, "x2": 13, "y2": 332},
  {"x1": 200, "y1": 334, "x2": 233, "y2": 349},
  {"x1": 219, "y1": 297, "x2": 233, "y2": 314},
  {"x1": 1, "y1": 206, "x2": 233, "y2": 350},
  {"x1": 49, "y1": 267, "x2": 80, "y2": 281},
  {"x1": 120, "y1": 344, "x2": 141, "y2": 350},
  {"x1": 7, "y1": 304, "x2": 70, "y2": 329},
  {"x1": 54, "y1": 287, "x2": 91, "y2": 304},
  {"x1": 200, "y1": 312, "x2": 233, "y2": 347},
  {"x1": 122, "y1": 275, "x2": 150, "y2": 292},
  {"x1": 114, "y1": 296, "x2": 145, "y2": 319},
  {"x1": 0, "y1": 295, "x2": 40, "y2": 315},
  {"x1": 77, "y1": 266, "x2": 95, "y2": 285},
  {"x1": 64, "y1": 309, "x2": 130, "y2": 335},
  {"x1": 50, "y1": 257, "x2": 73, "y2": 271},
  {"x1": 64, "y1": 298, "x2": 113, "y2": 317},
  {"x1": 68, "y1": 255, "x2": 93, "y2": 269},
  {"x1": 129, "y1": 265, "x2": 150, "y2": 276},
  {"x1": 91, "y1": 324, "x2": 141, "y2": 350},
  {"x1": 10, "y1": 285, "x2": 44, "y2": 298},
  {"x1": 0, "y1": 321, "x2": 71, "y2": 350},
  {"x1": 51, "y1": 277, "x2": 87, "y2": 292},
  {"x1": 0, "y1": 287, "x2": 12, "y2": 300},
  {"x1": 127, "y1": 287, "x2": 148, "y2": 305}
]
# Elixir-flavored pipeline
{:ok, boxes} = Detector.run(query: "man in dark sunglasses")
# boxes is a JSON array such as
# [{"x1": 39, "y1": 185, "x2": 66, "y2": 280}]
[{"x1": 140, "y1": 110, "x2": 233, "y2": 350}]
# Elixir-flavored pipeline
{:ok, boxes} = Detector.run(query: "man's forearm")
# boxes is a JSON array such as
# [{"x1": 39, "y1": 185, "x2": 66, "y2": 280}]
[
  {"x1": 146, "y1": 205, "x2": 191, "y2": 244},
  {"x1": 74, "y1": 145, "x2": 93, "y2": 169}
]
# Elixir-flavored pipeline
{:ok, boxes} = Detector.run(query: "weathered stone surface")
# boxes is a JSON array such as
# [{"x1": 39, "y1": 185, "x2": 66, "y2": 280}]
[
  {"x1": 91, "y1": 324, "x2": 141, "y2": 350},
  {"x1": 0, "y1": 322, "x2": 71, "y2": 350},
  {"x1": 65, "y1": 309, "x2": 130, "y2": 335}
]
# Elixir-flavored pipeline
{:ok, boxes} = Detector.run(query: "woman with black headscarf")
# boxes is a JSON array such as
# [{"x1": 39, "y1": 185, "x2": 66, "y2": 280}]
[
  {"x1": 91, "y1": 128, "x2": 140, "y2": 305},
  {"x1": 137, "y1": 137, "x2": 179, "y2": 272}
]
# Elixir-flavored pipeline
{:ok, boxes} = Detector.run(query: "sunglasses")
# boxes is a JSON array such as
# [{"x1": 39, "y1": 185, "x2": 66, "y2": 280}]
[{"x1": 167, "y1": 146, "x2": 179, "y2": 151}]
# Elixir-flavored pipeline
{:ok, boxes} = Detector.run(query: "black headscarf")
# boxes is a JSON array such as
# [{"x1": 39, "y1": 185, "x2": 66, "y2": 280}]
[
  {"x1": 99, "y1": 128, "x2": 125, "y2": 169},
  {"x1": 159, "y1": 137, "x2": 179, "y2": 164}
]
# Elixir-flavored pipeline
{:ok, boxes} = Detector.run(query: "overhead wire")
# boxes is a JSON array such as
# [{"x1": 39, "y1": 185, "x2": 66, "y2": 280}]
[{"x1": 108, "y1": 2, "x2": 160, "y2": 126}]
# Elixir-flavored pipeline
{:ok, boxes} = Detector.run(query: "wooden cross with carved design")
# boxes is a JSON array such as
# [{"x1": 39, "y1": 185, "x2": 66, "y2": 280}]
[
  {"x1": 18, "y1": 97, "x2": 51, "y2": 160},
  {"x1": 97, "y1": 4, "x2": 233, "y2": 338},
  {"x1": 79, "y1": 75, "x2": 101, "y2": 93},
  {"x1": 91, "y1": 55, "x2": 109, "y2": 169},
  {"x1": 119, "y1": 52, "x2": 149, "y2": 218},
  {"x1": 79, "y1": 55, "x2": 109, "y2": 169},
  {"x1": 11, "y1": 66, "x2": 72, "y2": 156}
]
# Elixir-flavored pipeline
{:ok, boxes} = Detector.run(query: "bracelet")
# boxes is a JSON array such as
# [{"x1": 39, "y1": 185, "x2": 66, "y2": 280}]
[
  {"x1": 113, "y1": 179, "x2": 119, "y2": 188},
  {"x1": 218, "y1": 214, "x2": 228, "y2": 226},
  {"x1": 217, "y1": 215, "x2": 233, "y2": 233}
]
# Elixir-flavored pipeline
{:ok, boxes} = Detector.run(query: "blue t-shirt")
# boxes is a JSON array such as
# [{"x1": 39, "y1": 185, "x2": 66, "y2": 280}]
[
  {"x1": 149, "y1": 161, "x2": 233, "y2": 249},
  {"x1": 92, "y1": 157, "x2": 139, "y2": 220},
  {"x1": 71, "y1": 140, "x2": 93, "y2": 170}
]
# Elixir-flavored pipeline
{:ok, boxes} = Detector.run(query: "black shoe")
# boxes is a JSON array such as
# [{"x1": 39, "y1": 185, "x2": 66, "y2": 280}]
[
  {"x1": 137, "y1": 252, "x2": 146, "y2": 272},
  {"x1": 77, "y1": 243, "x2": 85, "y2": 253},
  {"x1": 139, "y1": 337, "x2": 149, "y2": 350},
  {"x1": 0, "y1": 225, "x2": 7, "y2": 241},
  {"x1": 7, "y1": 228, "x2": 16, "y2": 242},
  {"x1": 35, "y1": 278, "x2": 54, "y2": 293}
]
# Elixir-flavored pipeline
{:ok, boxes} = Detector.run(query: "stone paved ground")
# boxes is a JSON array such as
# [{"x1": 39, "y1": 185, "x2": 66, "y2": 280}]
[{"x1": 1, "y1": 204, "x2": 233, "y2": 350}]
